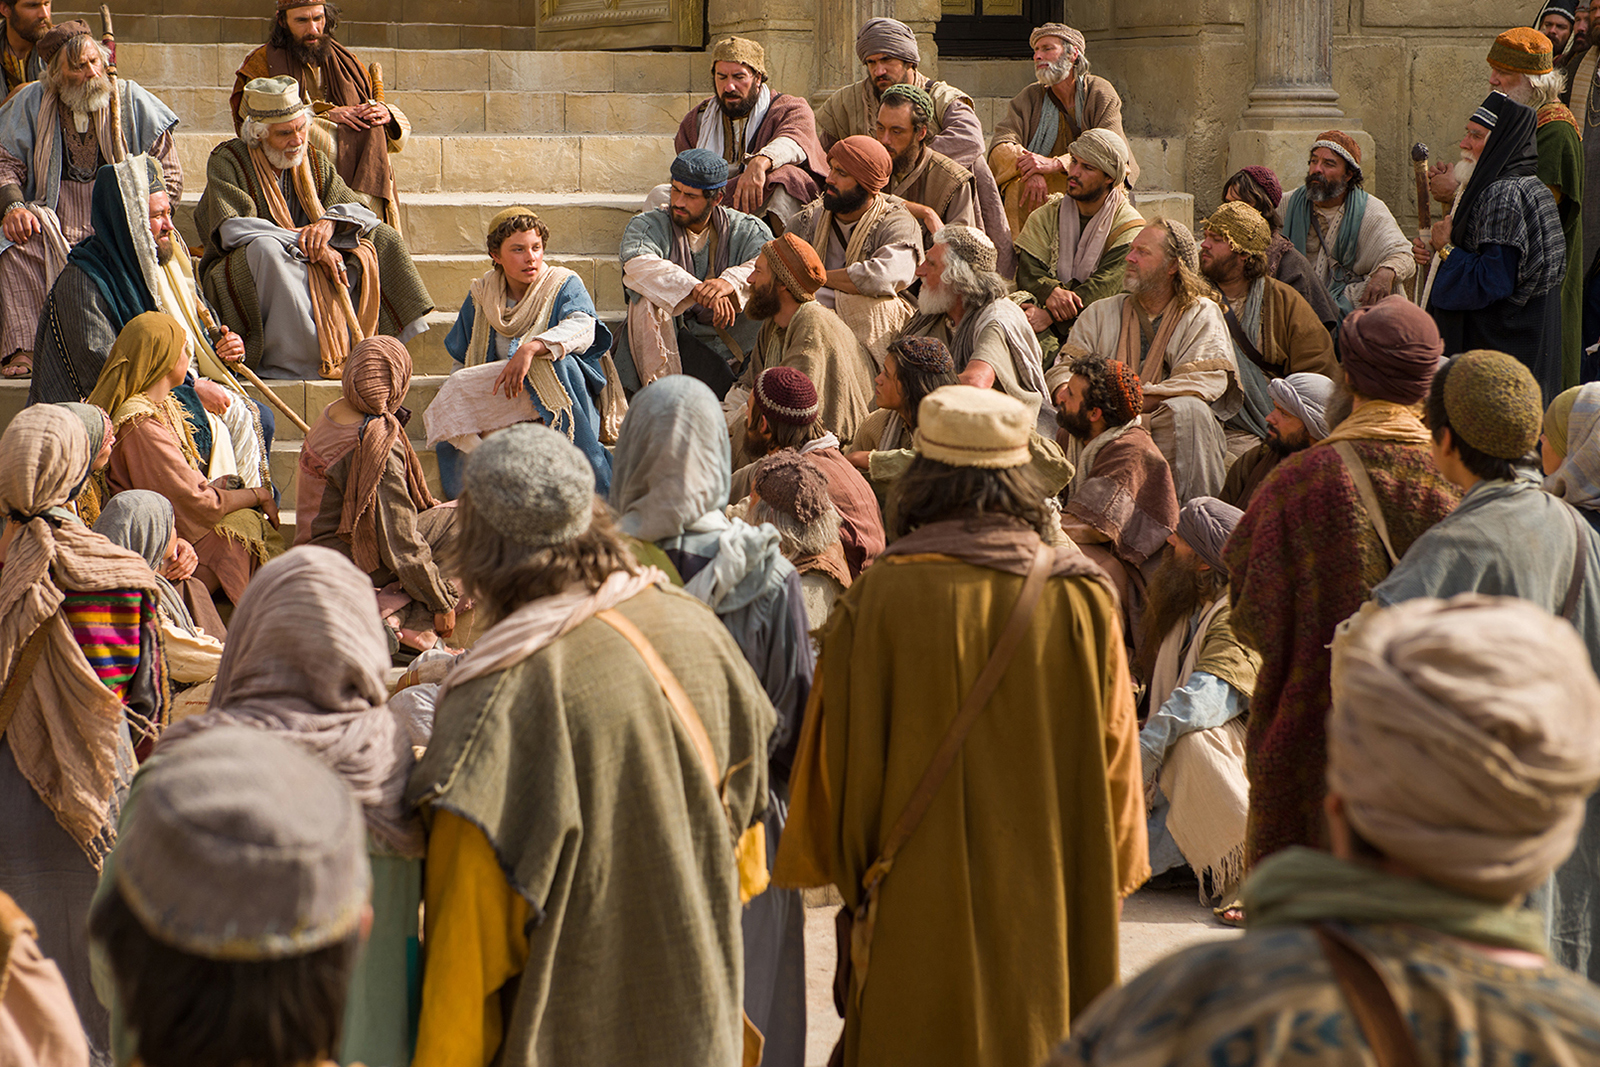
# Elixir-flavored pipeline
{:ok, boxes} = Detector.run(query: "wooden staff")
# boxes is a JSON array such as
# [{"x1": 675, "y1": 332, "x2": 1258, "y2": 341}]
[
  {"x1": 1412, "y1": 142, "x2": 1430, "y2": 306},
  {"x1": 99, "y1": 5, "x2": 116, "y2": 71},
  {"x1": 195, "y1": 304, "x2": 312, "y2": 434}
]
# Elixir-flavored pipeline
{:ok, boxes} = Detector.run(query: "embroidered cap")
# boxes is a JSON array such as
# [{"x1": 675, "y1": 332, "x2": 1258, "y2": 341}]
[
  {"x1": 914, "y1": 384, "x2": 1032, "y2": 469},
  {"x1": 241, "y1": 75, "x2": 313, "y2": 123},
  {"x1": 1488, "y1": 26, "x2": 1555, "y2": 75},
  {"x1": 754, "y1": 366, "x2": 820, "y2": 427}
]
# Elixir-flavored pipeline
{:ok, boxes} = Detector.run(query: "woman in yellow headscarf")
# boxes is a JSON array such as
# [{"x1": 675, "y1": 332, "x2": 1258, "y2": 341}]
[{"x1": 95, "y1": 312, "x2": 283, "y2": 607}]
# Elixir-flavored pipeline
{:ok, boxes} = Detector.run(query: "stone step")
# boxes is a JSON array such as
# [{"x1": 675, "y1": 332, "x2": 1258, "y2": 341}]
[
  {"x1": 56, "y1": 14, "x2": 539, "y2": 50},
  {"x1": 268, "y1": 437, "x2": 443, "y2": 504},
  {"x1": 240, "y1": 374, "x2": 448, "y2": 443},
  {"x1": 403, "y1": 309, "x2": 628, "y2": 374},
  {"x1": 412, "y1": 253, "x2": 624, "y2": 314}
]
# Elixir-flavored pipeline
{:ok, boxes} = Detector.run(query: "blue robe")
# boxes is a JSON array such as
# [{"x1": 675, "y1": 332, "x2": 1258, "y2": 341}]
[{"x1": 442, "y1": 275, "x2": 614, "y2": 497}]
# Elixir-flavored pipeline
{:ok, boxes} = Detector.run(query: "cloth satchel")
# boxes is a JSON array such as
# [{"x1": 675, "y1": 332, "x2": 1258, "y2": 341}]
[
  {"x1": 596, "y1": 608, "x2": 769, "y2": 1067},
  {"x1": 827, "y1": 543, "x2": 1055, "y2": 1065}
]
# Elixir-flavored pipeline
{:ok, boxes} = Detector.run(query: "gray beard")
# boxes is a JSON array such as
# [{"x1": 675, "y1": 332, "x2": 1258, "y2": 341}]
[
  {"x1": 918, "y1": 282, "x2": 956, "y2": 316},
  {"x1": 56, "y1": 75, "x2": 112, "y2": 116},
  {"x1": 1035, "y1": 58, "x2": 1072, "y2": 87},
  {"x1": 263, "y1": 142, "x2": 308, "y2": 172}
]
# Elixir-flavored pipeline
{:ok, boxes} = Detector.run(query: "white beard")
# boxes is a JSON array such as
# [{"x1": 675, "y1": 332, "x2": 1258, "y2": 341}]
[
  {"x1": 1035, "y1": 57, "x2": 1072, "y2": 87},
  {"x1": 56, "y1": 74, "x2": 112, "y2": 122},
  {"x1": 918, "y1": 281, "x2": 956, "y2": 316},
  {"x1": 263, "y1": 142, "x2": 308, "y2": 172},
  {"x1": 1502, "y1": 81, "x2": 1534, "y2": 107},
  {"x1": 1454, "y1": 154, "x2": 1477, "y2": 190}
]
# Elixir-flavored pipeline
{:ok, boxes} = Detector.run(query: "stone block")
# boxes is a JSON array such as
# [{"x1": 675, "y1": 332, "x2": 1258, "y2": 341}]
[
  {"x1": 940, "y1": 59, "x2": 1032, "y2": 99},
  {"x1": 491, "y1": 51, "x2": 613, "y2": 93},
  {"x1": 1408, "y1": 43, "x2": 1494, "y2": 184},
  {"x1": 242, "y1": 381, "x2": 307, "y2": 438},
  {"x1": 0, "y1": 383, "x2": 28, "y2": 441},
  {"x1": 459, "y1": 26, "x2": 506, "y2": 50},
  {"x1": 1128, "y1": 136, "x2": 1186, "y2": 194},
  {"x1": 393, "y1": 135, "x2": 445, "y2": 195},
  {"x1": 398, "y1": 23, "x2": 461, "y2": 50},
  {"x1": 1332, "y1": 36, "x2": 1409, "y2": 209},
  {"x1": 414, "y1": 256, "x2": 483, "y2": 309},
  {"x1": 1365, "y1": 0, "x2": 1518, "y2": 28},
  {"x1": 442, "y1": 136, "x2": 583, "y2": 194},
  {"x1": 342, "y1": 22, "x2": 399, "y2": 49},
  {"x1": 1110, "y1": 0, "x2": 1248, "y2": 29},
  {"x1": 395, "y1": 194, "x2": 640, "y2": 257},
  {"x1": 159, "y1": 16, "x2": 223, "y2": 43},
  {"x1": 398, "y1": 50, "x2": 489, "y2": 92},
  {"x1": 615, "y1": 52, "x2": 701, "y2": 93},
  {"x1": 155, "y1": 87, "x2": 235, "y2": 134},
  {"x1": 1134, "y1": 191, "x2": 1194, "y2": 232},
  {"x1": 592, "y1": 255, "x2": 624, "y2": 309},
  {"x1": 219, "y1": 17, "x2": 267, "y2": 42},
  {"x1": 388, "y1": 90, "x2": 487, "y2": 135},
  {"x1": 563, "y1": 92, "x2": 701, "y2": 135},
  {"x1": 116, "y1": 43, "x2": 222, "y2": 88},
  {"x1": 579, "y1": 136, "x2": 680, "y2": 197}
]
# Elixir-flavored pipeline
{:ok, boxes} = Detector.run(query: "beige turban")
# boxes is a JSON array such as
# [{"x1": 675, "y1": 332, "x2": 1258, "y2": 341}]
[
  {"x1": 1329, "y1": 594, "x2": 1600, "y2": 901},
  {"x1": 1029, "y1": 22, "x2": 1085, "y2": 55},
  {"x1": 1068, "y1": 128, "x2": 1128, "y2": 185}
]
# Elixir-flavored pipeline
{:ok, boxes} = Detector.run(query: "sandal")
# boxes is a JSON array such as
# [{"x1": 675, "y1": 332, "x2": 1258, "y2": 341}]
[
  {"x1": 1, "y1": 349, "x2": 32, "y2": 379},
  {"x1": 1213, "y1": 900, "x2": 1245, "y2": 927}
]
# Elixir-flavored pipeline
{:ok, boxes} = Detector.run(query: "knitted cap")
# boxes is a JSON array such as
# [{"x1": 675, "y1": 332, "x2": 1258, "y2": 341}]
[
  {"x1": 1489, "y1": 26, "x2": 1554, "y2": 75},
  {"x1": 37, "y1": 20, "x2": 91, "y2": 65},
  {"x1": 914, "y1": 385, "x2": 1032, "y2": 469},
  {"x1": 1311, "y1": 130, "x2": 1362, "y2": 173},
  {"x1": 671, "y1": 148, "x2": 729, "y2": 191},
  {"x1": 751, "y1": 451, "x2": 832, "y2": 524},
  {"x1": 828, "y1": 136, "x2": 893, "y2": 193},
  {"x1": 763, "y1": 234, "x2": 826, "y2": 302},
  {"x1": 1045, "y1": 356, "x2": 1142, "y2": 424},
  {"x1": 879, "y1": 82, "x2": 936, "y2": 124},
  {"x1": 1155, "y1": 218, "x2": 1200, "y2": 272},
  {"x1": 115, "y1": 727, "x2": 369, "y2": 961},
  {"x1": 1232, "y1": 165, "x2": 1283, "y2": 208},
  {"x1": 1541, "y1": 2, "x2": 1578, "y2": 23},
  {"x1": 1030, "y1": 22, "x2": 1085, "y2": 54},
  {"x1": 1472, "y1": 91, "x2": 1511, "y2": 129},
  {"x1": 856, "y1": 17, "x2": 920, "y2": 65},
  {"x1": 710, "y1": 35, "x2": 767, "y2": 79},
  {"x1": 1443, "y1": 350, "x2": 1544, "y2": 460},
  {"x1": 754, "y1": 366, "x2": 820, "y2": 427},
  {"x1": 936, "y1": 225, "x2": 999, "y2": 274},
  {"x1": 241, "y1": 75, "x2": 312, "y2": 123},
  {"x1": 1203, "y1": 200, "x2": 1270, "y2": 258},
  {"x1": 1068, "y1": 128, "x2": 1129, "y2": 185},
  {"x1": 889, "y1": 336, "x2": 955, "y2": 373},
  {"x1": 463, "y1": 423, "x2": 596, "y2": 548}
]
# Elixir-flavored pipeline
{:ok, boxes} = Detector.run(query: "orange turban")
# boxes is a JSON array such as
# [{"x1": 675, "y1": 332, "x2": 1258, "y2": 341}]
[{"x1": 828, "y1": 136, "x2": 892, "y2": 194}]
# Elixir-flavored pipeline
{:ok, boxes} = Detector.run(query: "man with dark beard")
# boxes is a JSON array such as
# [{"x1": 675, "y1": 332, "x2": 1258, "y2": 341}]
[
  {"x1": 1218, "y1": 371, "x2": 1334, "y2": 510},
  {"x1": 231, "y1": 1, "x2": 410, "y2": 231},
  {"x1": 785, "y1": 135, "x2": 921, "y2": 364},
  {"x1": 732, "y1": 233, "x2": 876, "y2": 463},
  {"x1": 874, "y1": 83, "x2": 976, "y2": 242},
  {"x1": 1279, "y1": 130, "x2": 1414, "y2": 321},
  {"x1": 613, "y1": 148, "x2": 772, "y2": 393},
  {"x1": 0, "y1": 21, "x2": 180, "y2": 379},
  {"x1": 989, "y1": 22, "x2": 1139, "y2": 237},
  {"x1": 672, "y1": 35, "x2": 826, "y2": 233},
  {"x1": 1137, "y1": 497, "x2": 1259, "y2": 907},
  {"x1": 0, "y1": 0, "x2": 49, "y2": 97},
  {"x1": 1048, "y1": 350, "x2": 1178, "y2": 664}
]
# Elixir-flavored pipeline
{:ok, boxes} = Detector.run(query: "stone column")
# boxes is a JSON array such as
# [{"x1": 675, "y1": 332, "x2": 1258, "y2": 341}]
[{"x1": 1227, "y1": 0, "x2": 1374, "y2": 203}]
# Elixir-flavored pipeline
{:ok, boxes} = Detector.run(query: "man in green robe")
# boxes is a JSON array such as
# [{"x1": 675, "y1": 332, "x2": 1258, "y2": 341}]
[{"x1": 777, "y1": 385, "x2": 1148, "y2": 1067}]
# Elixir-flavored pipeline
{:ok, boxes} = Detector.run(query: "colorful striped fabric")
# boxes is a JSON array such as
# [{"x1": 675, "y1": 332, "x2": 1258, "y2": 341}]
[{"x1": 62, "y1": 591, "x2": 149, "y2": 699}]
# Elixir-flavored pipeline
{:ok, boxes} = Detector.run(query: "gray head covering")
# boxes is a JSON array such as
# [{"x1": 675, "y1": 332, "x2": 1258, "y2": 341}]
[
  {"x1": 114, "y1": 725, "x2": 370, "y2": 961},
  {"x1": 856, "y1": 17, "x2": 920, "y2": 65},
  {"x1": 93, "y1": 490, "x2": 200, "y2": 636},
  {"x1": 159, "y1": 547, "x2": 423, "y2": 858},
  {"x1": 463, "y1": 424, "x2": 596, "y2": 549},
  {"x1": 1175, "y1": 496, "x2": 1244, "y2": 576},
  {"x1": 610, "y1": 376, "x2": 732, "y2": 543},
  {"x1": 59, "y1": 402, "x2": 106, "y2": 504},
  {"x1": 670, "y1": 148, "x2": 730, "y2": 191},
  {"x1": 1267, "y1": 372, "x2": 1335, "y2": 440}
]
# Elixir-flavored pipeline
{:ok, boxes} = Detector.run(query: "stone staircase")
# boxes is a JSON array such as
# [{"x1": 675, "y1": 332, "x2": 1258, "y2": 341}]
[{"x1": 2, "y1": 38, "x2": 1193, "y2": 536}]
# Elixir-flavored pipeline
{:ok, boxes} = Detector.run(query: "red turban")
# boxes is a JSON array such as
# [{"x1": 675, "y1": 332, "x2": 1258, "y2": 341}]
[
  {"x1": 1339, "y1": 295, "x2": 1441, "y2": 405},
  {"x1": 828, "y1": 136, "x2": 892, "y2": 194}
]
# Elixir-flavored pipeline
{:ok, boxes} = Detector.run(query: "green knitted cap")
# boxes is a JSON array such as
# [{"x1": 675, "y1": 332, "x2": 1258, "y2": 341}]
[{"x1": 1443, "y1": 350, "x2": 1543, "y2": 460}]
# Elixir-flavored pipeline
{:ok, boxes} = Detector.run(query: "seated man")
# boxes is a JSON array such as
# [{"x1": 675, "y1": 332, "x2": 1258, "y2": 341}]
[
  {"x1": 30, "y1": 155, "x2": 274, "y2": 490},
  {"x1": 910, "y1": 224, "x2": 1051, "y2": 433},
  {"x1": 1221, "y1": 166, "x2": 1340, "y2": 330},
  {"x1": 0, "y1": 0, "x2": 50, "y2": 98},
  {"x1": 614, "y1": 147, "x2": 772, "y2": 395},
  {"x1": 736, "y1": 232, "x2": 876, "y2": 455},
  {"x1": 194, "y1": 76, "x2": 433, "y2": 379},
  {"x1": 874, "y1": 83, "x2": 976, "y2": 243},
  {"x1": 1050, "y1": 595, "x2": 1600, "y2": 1067},
  {"x1": 91, "y1": 728, "x2": 373, "y2": 1067},
  {"x1": 814, "y1": 17, "x2": 1010, "y2": 266},
  {"x1": 989, "y1": 23, "x2": 1139, "y2": 237},
  {"x1": 1198, "y1": 200, "x2": 1338, "y2": 452},
  {"x1": 786, "y1": 136, "x2": 921, "y2": 364},
  {"x1": 739, "y1": 452, "x2": 850, "y2": 647},
  {"x1": 673, "y1": 35, "x2": 826, "y2": 232},
  {"x1": 1138, "y1": 497, "x2": 1259, "y2": 906},
  {"x1": 1068, "y1": 219, "x2": 1241, "y2": 501},
  {"x1": 0, "y1": 20, "x2": 180, "y2": 378},
  {"x1": 1049, "y1": 351, "x2": 1178, "y2": 660},
  {"x1": 732, "y1": 365, "x2": 884, "y2": 579},
  {"x1": 1281, "y1": 130, "x2": 1414, "y2": 320},
  {"x1": 1014, "y1": 129, "x2": 1144, "y2": 364},
  {"x1": 1219, "y1": 371, "x2": 1334, "y2": 511}
]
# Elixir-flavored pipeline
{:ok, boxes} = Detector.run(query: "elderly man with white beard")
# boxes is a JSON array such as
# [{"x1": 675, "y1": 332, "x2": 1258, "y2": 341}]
[
  {"x1": 195, "y1": 75, "x2": 432, "y2": 379},
  {"x1": 905, "y1": 224, "x2": 1052, "y2": 433},
  {"x1": 0, "y1": 20, "x2": 180, "y2": 380}
]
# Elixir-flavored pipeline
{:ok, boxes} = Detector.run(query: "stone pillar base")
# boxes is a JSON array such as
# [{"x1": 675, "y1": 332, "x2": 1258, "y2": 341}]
[{"x1": 1227, "y1": 127, "x2": 1377, "y2": 203}]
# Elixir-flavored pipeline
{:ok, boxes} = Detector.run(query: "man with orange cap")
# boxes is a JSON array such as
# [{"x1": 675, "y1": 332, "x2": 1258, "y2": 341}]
[{"x1": 784, "y1": 135, "x2": 922, "y2": 364}]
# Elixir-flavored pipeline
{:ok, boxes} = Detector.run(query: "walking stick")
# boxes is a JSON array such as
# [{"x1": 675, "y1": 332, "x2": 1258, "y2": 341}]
[
  {"x1": 99, "y1": 6, "x2": 116, "y2": 70},
  {"x1": 1412, "y1": 142, "x2": 1431, "y2": 306},
  {"x1": 195, "y1": 303, "x2": 312, "y2": 434}
]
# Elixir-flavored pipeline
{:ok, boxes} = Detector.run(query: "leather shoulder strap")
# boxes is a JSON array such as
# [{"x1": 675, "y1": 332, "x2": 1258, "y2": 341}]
[
  {"x1": 1314, "y1": 923, "x2": 1423, "y2": 1067},
  {"x1": 1333, "y1": 441, "x2": 1400, "y2": 569},
  {"x1": 873, "y1": 543, "x2": 1055, "y2": 874},
  {"x1": 1562, "y1": 504, "x2": 1589, "y2": 622},
  {"x1": 1220, "y1": 301, "x2": 1275, "y2": 378}
]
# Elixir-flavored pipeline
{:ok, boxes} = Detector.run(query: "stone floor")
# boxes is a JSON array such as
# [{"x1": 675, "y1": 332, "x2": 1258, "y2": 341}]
[{"x1": 799, "y1": 886, "x2": 1241, "y2": 1066}]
